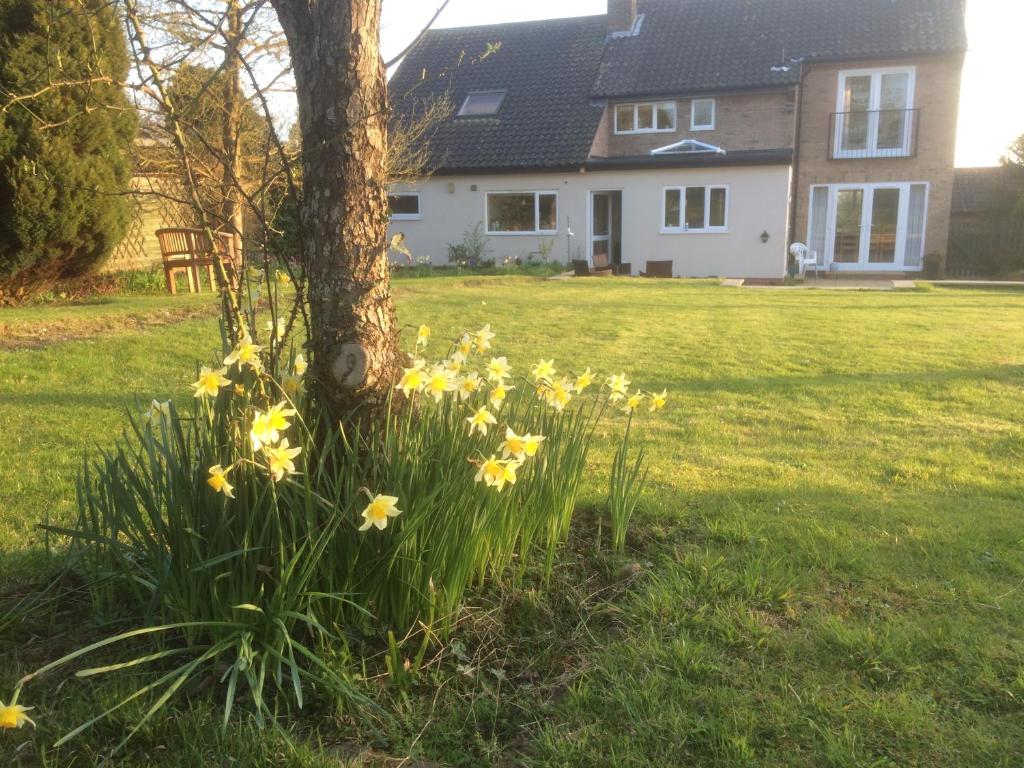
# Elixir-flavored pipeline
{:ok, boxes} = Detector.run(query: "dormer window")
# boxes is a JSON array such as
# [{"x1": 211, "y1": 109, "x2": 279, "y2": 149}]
[
  {"x1": 458, "y1": 90, "x2": 506, "y2": 117},
  {"x1": 614, "y1": 101, "x2": 675, "y2": 134}
]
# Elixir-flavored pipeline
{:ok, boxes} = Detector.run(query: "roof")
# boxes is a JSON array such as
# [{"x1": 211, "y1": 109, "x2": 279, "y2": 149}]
[
  {"x1": 952, "y1": 166, "x2": 1024, "y2": 216},
  {"x1": 388, "y1": 15, "x2": 609, "y2": 173},
  {"x1": 389, "y1": 0, "x2": 967, "y2": 172},
  {"x1": 593, "y1": 0, "x2": 968, "y2": 98}
]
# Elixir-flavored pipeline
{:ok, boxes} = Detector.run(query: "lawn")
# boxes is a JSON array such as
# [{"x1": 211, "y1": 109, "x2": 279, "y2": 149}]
[{"x1": 2, "y1": 277, "x2": 1023, "y2": 766}]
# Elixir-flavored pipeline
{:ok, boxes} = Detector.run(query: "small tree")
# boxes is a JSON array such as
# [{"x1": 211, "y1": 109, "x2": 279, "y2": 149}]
[{"x1": 0, "y1": 0, "x2": 136, "y2": 304}]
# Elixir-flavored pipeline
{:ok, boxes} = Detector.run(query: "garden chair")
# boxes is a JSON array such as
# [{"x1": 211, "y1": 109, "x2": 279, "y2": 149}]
[
  {"x1": 640, "y1": 260, "x2": 673, "y2": 278},
  {"x1": 790, "y1": 242, "x2": 820, "y2": 278},
  {"x1": 156, "y1": 228, "x2": 241, "y2": 294}
]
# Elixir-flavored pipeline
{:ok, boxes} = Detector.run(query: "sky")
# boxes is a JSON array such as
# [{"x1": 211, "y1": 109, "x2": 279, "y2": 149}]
[{"x1": 378, "y1": 0, "x2": 1024, "y2": 168}]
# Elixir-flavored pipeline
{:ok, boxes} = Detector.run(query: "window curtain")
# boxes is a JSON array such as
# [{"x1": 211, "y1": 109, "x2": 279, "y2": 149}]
[
  {"x1": 808, "y1": 187, "x2": 829, "y2": 265},
  {"x1": 903, "y1": 184, "x2": 927, "y2": 268}
]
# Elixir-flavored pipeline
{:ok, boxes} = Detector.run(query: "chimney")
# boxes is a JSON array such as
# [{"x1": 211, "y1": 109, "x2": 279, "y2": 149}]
[{"x1": 607, "y1": 0, "x2": 638, "y2": 35}]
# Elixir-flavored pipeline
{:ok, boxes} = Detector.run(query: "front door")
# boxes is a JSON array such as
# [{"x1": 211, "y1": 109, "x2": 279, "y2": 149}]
[{"x1": 590, "y1": 191, "x2": 622, "y2": 269}]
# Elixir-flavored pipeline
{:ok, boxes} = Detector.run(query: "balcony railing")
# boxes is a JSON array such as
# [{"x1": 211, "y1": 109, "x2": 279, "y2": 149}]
[{"x1": 829, "y1": 108, "x2": 919, "y2": 160}]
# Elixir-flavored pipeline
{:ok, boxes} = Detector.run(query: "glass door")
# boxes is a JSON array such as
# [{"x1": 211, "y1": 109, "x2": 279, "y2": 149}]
[
  {"x1": 867, "y1": 188, "x2": 900, "y2": 264},
  {"x1": 590, "y1": 192, "x2": 611, "y2": 268},
  {"x1": 833, "y1": 189, "x2": 863, "y2": 264}
]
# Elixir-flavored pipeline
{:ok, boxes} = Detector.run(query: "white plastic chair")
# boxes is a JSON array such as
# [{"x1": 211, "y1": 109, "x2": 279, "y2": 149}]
[{"x1": 790, "y1": 243, "x2": 819, "y2": 278}]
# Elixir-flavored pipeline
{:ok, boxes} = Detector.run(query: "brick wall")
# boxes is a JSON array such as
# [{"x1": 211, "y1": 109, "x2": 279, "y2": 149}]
[
  {"x1": 792, "y1": 54, "x2": 964, "y2": 273},
  {"x1": 598, "y1": 89, "x2": 797, "y2": 157}
]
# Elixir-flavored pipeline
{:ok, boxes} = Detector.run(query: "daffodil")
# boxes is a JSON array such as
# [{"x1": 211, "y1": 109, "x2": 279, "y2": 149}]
[
  {"x1": 358, "y1": 494, "x2": 402, "y2": 531},
  {"x1": 425, "y1": 366, "x2": 455, "y2": 402},
  {"x1": 416, "y1": 324, "x2": 430, "y2": 348},
  {"x1": 522, "y1": 433, "x2": 545, "y2": 457},
  {"x1": 648, "y1": 389, "x2": 667, "y2": 412},
  {"x1": 234, "y1": 384, "x2": 245, "y2": 397},
  {"x1": 500, "y1": 427, "x2": 527, "y2": 459},
  {"x1": 486, "y1": 356, "x2": 511, "y2": 383},
  {"x1": 224, "y1": 333, "x2": 262, "y2": 371},
  {"x1": 265, "y1": 317, "x2": 287, "y2": 343},
  {"x1": 143, "y1": 399, "x2": 171, "y2": 427},
  {"x1": 474, "y1": 455, "x2": 519, "y2": 492},
  {"x1": 250, "y1": 402, "x2": 297, "y2": 450},
  {"x1": 474, "y1": 324, "x2": 496, "y2": 353},
  {"x1": 574, "y1": 367, "x2": 595, "y2": 392},
  {"x1": 457, "y1": 333, "x2": 473, "y2": 358},
  {"x1": 606, "y1": 372, "x2": 630, "y2": 402},
  {"x1": 623, "y1": 390, "x2": 645, "y2": 413},
  {"x1": 192, "y1": 366, "x2": 231, "y2": 398},
  {"x1": 207, "y1": 464, "x2": 235, "y2": 498},
  {"x1": 531, "y1": 359, "x2": 556, "y2": 382},
  {"x1": 0, "y1": 697, "x2": 34, "y2": 729},
  {"x1": 445, "y1": 354, "x2": 464, "y2": 373},
  {"x1": 455, "y1": 371, "x2": 482, "y2": 401},
  {"x1": 264, "y1": 439, "x2": 301, "y2": 481},
  {"x1": 282, "y1": 373, "x2": 303, "y2": 396},
  {"x1": 545, "y1": 377, "x2": 573, "y2": 412},
  {"x1": 395, "y1": 361, "x2": 426, "y2": 397},
  {"x1": 489, "y1": 382, "x2": 513, "y2": 409},
  {"x1": 466, "y1": 406, "x2": 497, "y2": 436},
  {"x1": 275, "y1": 269, "x2": 292, "y2": 285},
  {"x1": 293, "y1": 354, "x2": 308, "y2": 376}
]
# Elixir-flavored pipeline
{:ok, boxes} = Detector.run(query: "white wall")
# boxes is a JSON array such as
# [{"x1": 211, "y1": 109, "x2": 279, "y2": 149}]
[{"x1": 388, "y1": 165, "x2": 791, "y2": 278}]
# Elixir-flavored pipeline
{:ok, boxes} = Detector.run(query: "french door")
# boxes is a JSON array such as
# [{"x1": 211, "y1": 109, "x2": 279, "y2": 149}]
[{"x1": 808, "y1": 183, "x2": 928, "y2": 271}]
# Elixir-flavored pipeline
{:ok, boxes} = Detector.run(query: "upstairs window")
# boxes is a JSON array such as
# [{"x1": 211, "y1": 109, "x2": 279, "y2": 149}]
[
  {"x1": 690, "y1": 98, "x2": 715, "y2": 130},
  {"x1": 834, "y1": 67, "x2": 916, "y2": 158},
  {"x1": 614, "y1": 101, "x2": 676, "y2": 134},
  {"x1": 486, "y1": 192, "x2": 558, "y2": 234},
  {"x1": 458, "y1": 90, "x2": 506, "y2": 117},
  {"x1": 662, "y1": 185, "x2": 728, "y2": 233},
  {"x1": 388, "y1": 193, "x2": 421, "y2": 220}
]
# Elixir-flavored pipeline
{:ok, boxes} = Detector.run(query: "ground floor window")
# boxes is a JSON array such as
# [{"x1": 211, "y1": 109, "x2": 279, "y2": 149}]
[
  {"x1": 388, "y1": 193, "x2": 421, "y2": 220},
  {"x1": 662, "y1": 185, "x2": 728, "y2": 233},
  {"x1": 807, "y1": 182, "x2": 928, "y2": 270},
  {"x1": 486, "y1": 192, "x2": 558, "y2": 234}
]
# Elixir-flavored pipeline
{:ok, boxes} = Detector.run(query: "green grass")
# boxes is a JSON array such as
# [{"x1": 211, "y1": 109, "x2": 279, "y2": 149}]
[{"x1": 2, "y1": 278, "x2": 1023, "y2": 766}]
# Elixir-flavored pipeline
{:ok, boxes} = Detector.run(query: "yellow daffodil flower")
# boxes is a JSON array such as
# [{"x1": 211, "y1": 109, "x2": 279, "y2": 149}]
[
  {"x1": 293, "y1": 354, "x2": 308, "y2": 376},
  {"x1": 264, "y1": 439, "x2": 301, "y2": 481},
  {"x1": 474, "y1": 324, "x2": 496, "y2": 353},
  {"x1": 395, "y1": 361, "x2": 426, "y2": 397},
  {"x1": 500, "y1": 427, "x2": 526, "y2": 459},
  {"x1": 606, "y1": 372, "x2": 630, "y2": 402},
  {"x1": 425, "y1": 366, "x2": 455, "y2": 402},
  {"x1": 265, "y1": 318, "x2": 287, "y2": 343},
  {"x1": 281, "y1": 373, "x2": 303, "y2": 396},
  {"x1": 445, "y1": 356, "x2": 463, "y2": 374},
  {"x1": 466, "y1": 406, "x2": 497, "y2": 436},
  {"x1": 250, "y1": 402, "x2": 297, "y2": 451},
  {"x1": 546, "y1": 378, "x2": 573, "y2": 412},
  {"x1": 192, "y1": 366, "x2": 231, "y2": 398},
  {"x1": 224, "y1": 333, "x2": 262, "y2": 371},
  {"x1": 531, "y1": 359, "x2": 556, "y2": 382},
  {"x1": 623, "y1": 390, "x2": 645, "y2": 413},
  {"x1": 522, "y1": 433, "x2": 545, "y2": 457},
  {"x1": 486, "y1": 356, "x2": 511, "y2": 383},
  {"x1": 489, "y1": 382, "x2": 513, "y2": 409},
  {"x1": 358, "y1": 494, "x2": 402, "y2": 531},
  {"x1": 207, "y1": 464, "x2": 235, "y2": 498},
  {"x1": 275, "y1": 269, "x2": 292, "y2": 285},
  {"x1": 474, "y1": 456, "x2": 519, "y2": 492},
  {"x1": 0, "y1": 697, "x2": 34, "y2": 729},
  {"x1": 457, "y1": 333, "x2": 473, "y2": 358},
  {"x1": 416, "y1": 324, "x2": 430, "y2": 348},
  {"x1": 648, "y1": 389, "x2": 667, "y2": 412},
  {"x1": 143, "y1": 399, "x2": 171, "y2": 427},
  {"x1": 455, "y1": 371, "x2": 482, "y2": 401},
  {"x1": 574, "y1": 367, "x2": 595, "y2": 392},
  {"x1": 234, "y1": 384, "x2": 245, "y2": 397}
]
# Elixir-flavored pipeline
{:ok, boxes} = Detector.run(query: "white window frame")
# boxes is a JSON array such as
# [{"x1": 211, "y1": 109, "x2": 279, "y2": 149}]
[
  {"x1": 613, "y1": 101, "x2": 677, "y2": 134},
  {"x1": 485, "y1": 191, "x2": 559, "y2": 236},
  {"x1": 690, "y1": 98, "x2": 716, "y2": 131},
  {"x1": 833, "y1": 66, "x2": 916, "y2": 158},
  {"x1": 806, "y1": 181, "x2": 930, "y2": 271},
  {"x1": 661, "y1": 185, "x2": 729, "y2": 234},
  {"x1": 388, "y1": 192, "x2": 421, "y2": 221},
  {"x1": 457, "y1": 90, "x2": 507, "y2": 117}
]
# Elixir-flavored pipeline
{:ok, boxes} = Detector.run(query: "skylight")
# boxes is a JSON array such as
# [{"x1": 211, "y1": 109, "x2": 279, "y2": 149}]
[
  {"x1": 458, "y1": 90, "x2": 506, "y2": 117},
  {"x1": 650, "y1": 139, "x2": 727, "y2": 156}
]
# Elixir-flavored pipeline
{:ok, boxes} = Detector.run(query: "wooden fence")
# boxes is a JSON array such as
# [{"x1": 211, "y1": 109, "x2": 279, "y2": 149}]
[
  {"x1": 103, "y1": 174, "x2": 195, "y2": 273},
  {"x1": 946, "y1": 220, "x2": 1024, "y2": 278}
]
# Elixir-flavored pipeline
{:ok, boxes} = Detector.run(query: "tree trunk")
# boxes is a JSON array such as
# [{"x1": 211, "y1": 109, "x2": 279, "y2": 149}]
[
  {"x1": 220, "y1": 0, "x2": 245, "y2": 247},
  {"x1": 270, "y1": 0, "x2": 401, "y2": 419}
]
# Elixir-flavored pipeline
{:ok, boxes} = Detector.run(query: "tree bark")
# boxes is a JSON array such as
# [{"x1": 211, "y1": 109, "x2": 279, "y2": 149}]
[
  {"x1": 269, "y1": 0, "x2": 401, "y2": 420},
  {"x1": 220, "y1": 0, "x2": 245, "y2": 246}
]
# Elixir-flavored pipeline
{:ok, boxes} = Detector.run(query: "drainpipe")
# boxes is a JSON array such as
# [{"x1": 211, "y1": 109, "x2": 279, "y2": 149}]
[{"x1": 788, "y1": 59, "x2": 811, "y2": 270}]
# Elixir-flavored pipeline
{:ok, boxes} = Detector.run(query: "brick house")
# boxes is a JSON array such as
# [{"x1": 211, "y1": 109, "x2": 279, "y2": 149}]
[{"x1": 387, "y1": 0, "x2": 966, "y2": 278}]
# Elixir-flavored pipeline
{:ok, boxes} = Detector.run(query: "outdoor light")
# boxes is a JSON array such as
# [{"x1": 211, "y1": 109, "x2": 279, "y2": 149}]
[{"x1": 760, "y1": 230, "x2": 770, "y2": 243}]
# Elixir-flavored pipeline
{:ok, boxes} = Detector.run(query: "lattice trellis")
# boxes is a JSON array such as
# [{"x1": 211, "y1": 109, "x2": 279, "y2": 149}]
[{"x1": 104, "y1": 174, "x2": 195, "y2": 272}]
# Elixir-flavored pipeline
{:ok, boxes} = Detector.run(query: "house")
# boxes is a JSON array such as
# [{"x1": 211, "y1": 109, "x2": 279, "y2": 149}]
[
  {"x1": 387, "y1": 0, "x2": 966, "y2": 279},
  {"x1": 946, "y1": 165, "x2": 1024, "y2": 277},
  {"x1": 951, "y1": 166, "x2": 1024, "y2": 225}
]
